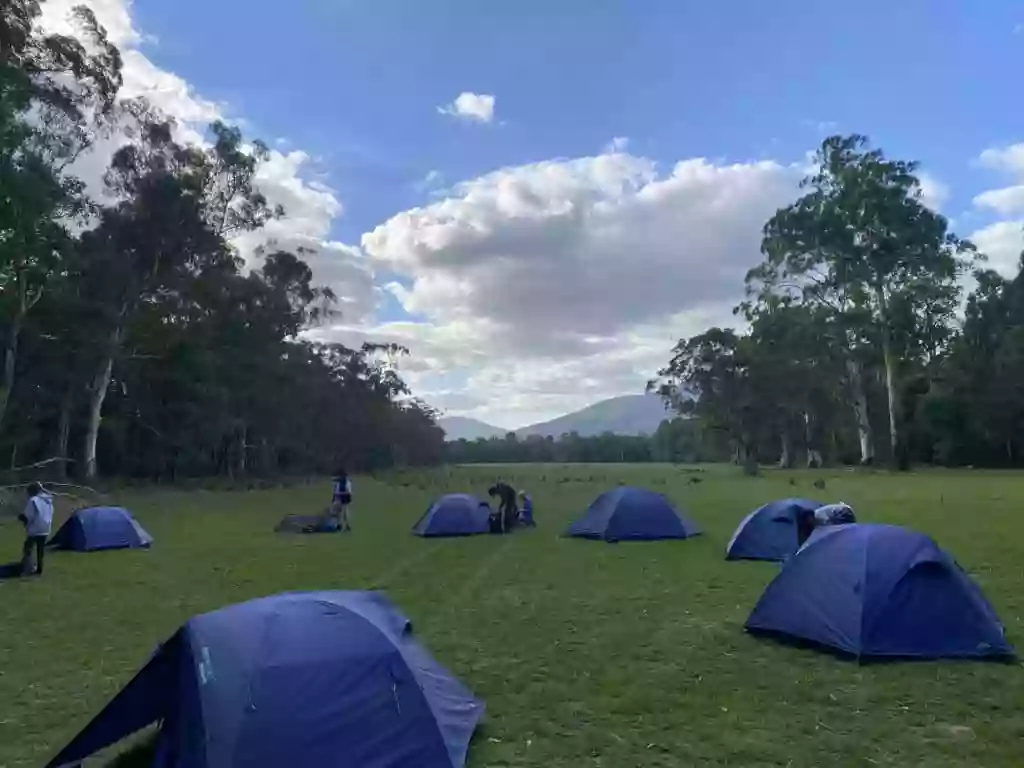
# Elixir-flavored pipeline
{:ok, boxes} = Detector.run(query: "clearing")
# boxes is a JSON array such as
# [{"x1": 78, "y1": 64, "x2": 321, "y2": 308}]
[{"x1": 1, "y1": 464, "x2": 1022, "y2": 767}]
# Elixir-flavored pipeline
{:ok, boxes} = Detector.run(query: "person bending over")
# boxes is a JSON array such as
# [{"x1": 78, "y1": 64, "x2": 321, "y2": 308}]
[{"x1": 488, "y1": 482, "x2": 517, "y2": 533}]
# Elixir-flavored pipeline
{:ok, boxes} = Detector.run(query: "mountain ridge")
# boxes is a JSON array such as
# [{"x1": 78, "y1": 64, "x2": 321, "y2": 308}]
[{"x1": 439, "y1": 394, "x2": 672, "y2": 441}]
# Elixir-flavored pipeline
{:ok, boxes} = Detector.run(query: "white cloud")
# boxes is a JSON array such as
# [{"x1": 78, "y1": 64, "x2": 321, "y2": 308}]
[
  {"x1": 978, "y1": 144, "x2": 1024, "y2": 175},
  {"x1": 437, "y1": 92, "x2": 496, "y2": 123},
  {"x1": 917, "y1": 172, "x2": 950, "y2": 212},
  {"x1": 973, "y1": 186, "x2": 1024, "y2": 216},
  {"x1": 972, "y1": 143, "x2": 1024, "y2": 217},
  {"x1": 327, "y1": 151, "x2": 800, "y2": 425},
  {"x1": 969, "y1": 221, "x2": 1024, "y2": 277},
  {"x1": 604, "y1": 136, "x2": 630, "y2": 153},
  {"x1": 38, "y1": 1, "x2": 372, "y2": 320},
  {"x1": 969, "y1": 143, "x2": 1024, "y2": 277}
]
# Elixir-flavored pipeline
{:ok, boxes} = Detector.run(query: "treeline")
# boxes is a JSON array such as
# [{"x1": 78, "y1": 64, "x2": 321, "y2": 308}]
[
  {"x1": 0, "y1": 2, "x2": 443, "y2": 481},
  {"x1": 650, "y1": 135, "x2": 1024, "y2": 469},
  {"x1": 445, "y1": 419, "x2": 713, "y2": 464}
]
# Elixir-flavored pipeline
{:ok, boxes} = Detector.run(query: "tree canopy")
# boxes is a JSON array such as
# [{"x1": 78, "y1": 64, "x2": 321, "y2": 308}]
[
  {"x1": 0, "y1": 4, "x2": 443, "y2": 481},
  {"x1": 653, "y1": 135, "x2": 1021, "y2": 470}
]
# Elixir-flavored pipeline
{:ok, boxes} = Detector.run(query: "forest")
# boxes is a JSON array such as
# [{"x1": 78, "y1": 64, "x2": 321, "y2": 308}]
[
  {"x1": 5, "y1": 3, "x2": 1024, "y2": 481},
  {"x1": 444, "y1": 418, "x2": 706, "y2": 465},
  {"x1": 0, "y1": 2, "x2": 444, "y2": 481},
  {"x1": 649, "y1": 135, "x2": 1024, "y2": 470}
]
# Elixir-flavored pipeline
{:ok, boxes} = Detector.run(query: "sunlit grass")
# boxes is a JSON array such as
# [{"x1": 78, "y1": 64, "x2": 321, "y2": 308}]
[{"x1": 1, "y1": 464, "x2": 1022, "y2": 767}]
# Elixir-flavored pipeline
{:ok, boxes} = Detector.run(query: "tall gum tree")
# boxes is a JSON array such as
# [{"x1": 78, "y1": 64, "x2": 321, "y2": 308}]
[{"x1": 747, "y1": 134, "x2": 976, "y2": 467}]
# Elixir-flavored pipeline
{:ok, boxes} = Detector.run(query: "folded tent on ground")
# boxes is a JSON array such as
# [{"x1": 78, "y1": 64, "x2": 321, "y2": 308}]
[
  {"x1": 564, "y1": 486, "x2": 701, "y2": 542},
  {"x1": 745, "y1": 523, "x2": 1014, "y2": 660},
  {"x1": 46, "y1": 590, "x2": 485, "y2": 768}
]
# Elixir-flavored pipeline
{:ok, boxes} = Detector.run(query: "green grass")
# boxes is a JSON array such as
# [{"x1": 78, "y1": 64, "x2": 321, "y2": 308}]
[{"x1": 2, "y1": 465, "x2": 1023, "y2": 767}]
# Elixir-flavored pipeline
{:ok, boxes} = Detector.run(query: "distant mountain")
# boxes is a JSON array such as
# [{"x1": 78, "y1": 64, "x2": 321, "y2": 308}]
[
  {"x1": 515, "y1": 394, "x2": 671, "y2": 439},
  {"x1": 438, "y1": 416, "x2": 508, "y2": 441}
]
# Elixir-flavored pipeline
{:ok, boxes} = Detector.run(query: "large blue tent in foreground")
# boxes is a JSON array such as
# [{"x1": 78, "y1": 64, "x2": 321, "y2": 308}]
[
  {"x1": 725, "y1": 498, "x2": 821, "y2": 561},
  {"x1": 47, "y1": 591, "x2": 485, "y2": 768},
  {"x1": 48, "y1": 506, "x2": 153, "y2": 551},
  {"x1": 413, "y1": 494, "x2": 491, "y2": 537},
  {"x1": 746, "y1": 524, "x2": 1014, "y2": 660},
  {"x1": 565, "y1": 486, "x2": 701, "y2": 542}
]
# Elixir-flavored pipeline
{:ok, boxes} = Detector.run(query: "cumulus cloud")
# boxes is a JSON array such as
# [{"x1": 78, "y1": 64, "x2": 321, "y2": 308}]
[
  {"x1": 969, "y1": 143, "x2": 1024, "y2": 277},
  {"x1": 972, "y1": 143, "x2": 1024, "y2": 217},
  {"x1": 322, "y1": 151, "x2": 800, "y2": 424},
  {"x1": 604, "y1": 136, "x2": 630, "y2": 153},
  {"x1": 969, "y1": 221, "x2": 1024, "y2": 277},
  {"x1": 437, "y1": 92, "x2": 496, "y2": 123},
  {"x1": 917, "y1": 172, "x2": 950, "y2": 212},
  {"x1": 38, "y1": 0, "x2": 373, "y2": 319},
  {"x1": 362, "y1": 153, "x2": 798, "y2": 348}
]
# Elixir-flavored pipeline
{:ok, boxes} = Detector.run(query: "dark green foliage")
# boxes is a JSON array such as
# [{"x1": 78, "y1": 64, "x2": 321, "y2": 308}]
[{"x1": 0, "y1": 5, "x2": 441, "y2": 479}]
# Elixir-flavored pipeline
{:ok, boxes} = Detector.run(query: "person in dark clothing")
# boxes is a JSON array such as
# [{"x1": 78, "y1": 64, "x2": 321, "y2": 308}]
[
  {"x1": 795, "y1": 506, "x2": 816, "y2": 548},
  {"x1": 488, "y1": 482, "x2": 518, "y2": 533}
]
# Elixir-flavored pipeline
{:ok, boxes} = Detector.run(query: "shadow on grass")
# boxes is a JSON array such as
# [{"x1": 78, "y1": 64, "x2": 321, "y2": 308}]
[
  {"x1": 103, "y1": 733, "x2": 156, "y2": 768},
  {"x1": 746, "y1": 627, "x2": 1018, "y2": 665}
]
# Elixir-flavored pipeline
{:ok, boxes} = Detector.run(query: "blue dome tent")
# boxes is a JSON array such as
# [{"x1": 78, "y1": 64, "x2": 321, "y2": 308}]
[
  {"x1": 725, "y1": 498, "x2": 821, "y2": 561},
  {"x1": 564, "y1": 486, "x2": 701, "y2": 542},
  {"x1": 46, "y1": 590, "x2": 485, "y2": 768},
  {"x1": 745, "y1": 524, "x2": 1014, "y2": 660},
  {"x1": 413, "y1": 494, "x2": 491, "y2": 537},
  {"x1": 48, "y1": 506, "x2": 153, "y2": 551}
]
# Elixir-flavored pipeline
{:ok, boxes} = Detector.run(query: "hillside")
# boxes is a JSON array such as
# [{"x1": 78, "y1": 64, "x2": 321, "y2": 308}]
[
  {"x1": 437, "y1": 416, "x2": 508, "y2": 441},
  {"x1": 516, "y1": 394, "x2": 670, "y2": 438}
]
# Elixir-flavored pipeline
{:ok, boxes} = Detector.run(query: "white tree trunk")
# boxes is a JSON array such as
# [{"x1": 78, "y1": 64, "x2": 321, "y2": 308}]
[
  {"x1": 803, "y1": 411, "x2": 823, "y2": 467},
  {"x1": 874, "y1": 286, "x2": 901, "y2": 464},
  {"x1": 778, "y1": 431, "x2": 793, "y2": 468},
  {"x1": 54, "y1": 387, "x2": 73, "y2": 481},
  {"x1": 846, "y1": 357, "x2": 874, "y2": 464},
  {"x1": 82, "y1": 326, "x2": 122, "y2": 479}
]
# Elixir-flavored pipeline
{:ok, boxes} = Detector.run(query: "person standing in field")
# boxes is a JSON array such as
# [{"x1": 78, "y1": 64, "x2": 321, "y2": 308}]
[
  {"x1": 331, "y1": 468, "x2": 353, "y2": 532},
  {"x1": 517, "y1": 490, "x2": 536, "y2": 527},
  {"x1": 19, "y1": 482, "x2": 53, "y2": 576}
]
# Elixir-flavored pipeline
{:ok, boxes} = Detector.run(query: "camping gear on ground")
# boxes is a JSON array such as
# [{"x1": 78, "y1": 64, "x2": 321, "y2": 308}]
[
  {"x1": 46, "y1": 590, "x2": 485, "y2": 768},
  {"x1": 412, "y1": 494, "x2": 491, "y2": 537},
  {"x1": 725, "y1": 498, "x2": 822, "y2": 561},
  {"x1": 48, "y1": 506, "x2": 153, "y2": 551},
  {"x1": 813, "y1": 501, "x2": 856, "y2": 526},
  {"x1": 745, "y1": 523, "x2": 1014, "y2": 660},
  {"x1": 275, "y1": 512, "x2": 343, "y2": 534},
  {"x1": 564, "y1": 486, "x2": 701, "y2": 542}
]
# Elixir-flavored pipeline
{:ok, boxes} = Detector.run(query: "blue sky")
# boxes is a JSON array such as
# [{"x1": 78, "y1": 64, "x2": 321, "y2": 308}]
[{"x1": 57, "y1": 0, "x2": 1024, "y2": 427}]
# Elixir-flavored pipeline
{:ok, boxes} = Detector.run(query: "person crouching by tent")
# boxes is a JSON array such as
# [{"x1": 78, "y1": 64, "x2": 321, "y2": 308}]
[
  {"x1": 518, "y1": 490, "x2": 536, "y2": 527},
  {"x1": 814, "y1": 501, "x2": 856, "y2": 527},
  {"x1": 795, "y1": 505, "x2": 817, "y2": 548},
  {"x1": 488, "y1": 481, "x2": 517, "y2": 533},
  {"x1": 18, "y1": 482, "x2": 53, "y2": 576},
  {"x1": 329, "y1": 468, "x2": 353, "y2": 532}
]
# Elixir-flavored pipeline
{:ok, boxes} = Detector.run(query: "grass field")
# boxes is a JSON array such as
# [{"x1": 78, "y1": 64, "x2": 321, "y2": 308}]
[{"x1": 2, "y1": 464, "x2": 1023, "y2": 767}]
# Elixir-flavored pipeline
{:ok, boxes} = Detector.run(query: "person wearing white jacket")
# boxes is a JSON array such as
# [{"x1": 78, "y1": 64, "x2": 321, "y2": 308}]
[{"x1": 19, "y1": 482, "x2": 53, "y2": 576}]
